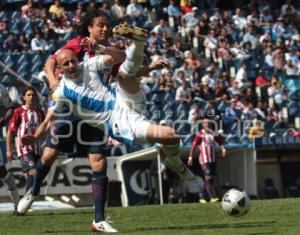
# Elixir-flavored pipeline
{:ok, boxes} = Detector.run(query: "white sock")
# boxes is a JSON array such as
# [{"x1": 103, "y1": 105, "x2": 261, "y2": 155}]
[
  {"x1": 119, "y1": 40, "x2": 145, "y2": 76},
  {"x1": 163, "y1": 143, "x2": 183, "y2": 168}
]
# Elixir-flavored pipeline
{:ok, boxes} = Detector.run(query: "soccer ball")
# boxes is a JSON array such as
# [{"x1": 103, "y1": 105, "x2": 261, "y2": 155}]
[{"x1": 221, "y1": 188, "x2": 250, "y2": 217}]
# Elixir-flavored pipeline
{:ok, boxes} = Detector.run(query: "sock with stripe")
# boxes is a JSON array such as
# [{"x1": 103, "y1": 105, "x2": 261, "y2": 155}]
[
  {"x1": 92, "y1": 171, "x2": 108, "y2": 223},
  {"x1": 31, "y1": 160, "x2": 51, "y2": 196}
]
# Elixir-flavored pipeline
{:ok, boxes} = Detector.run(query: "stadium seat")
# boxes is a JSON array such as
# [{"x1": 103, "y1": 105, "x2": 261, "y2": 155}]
[{"x1": 287, "y1": 185, "x2": 300, "y2": 197}]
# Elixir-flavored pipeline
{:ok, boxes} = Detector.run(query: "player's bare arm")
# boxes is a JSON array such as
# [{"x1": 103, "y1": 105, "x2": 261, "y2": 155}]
[{"x1": 21, "y1": 109, "x2": 55, "y2": 145}]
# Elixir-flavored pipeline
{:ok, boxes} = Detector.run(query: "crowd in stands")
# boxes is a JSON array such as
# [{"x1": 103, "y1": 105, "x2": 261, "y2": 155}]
[{"x1": 1, "y1": 0, "x2": 300, "y2": 153}]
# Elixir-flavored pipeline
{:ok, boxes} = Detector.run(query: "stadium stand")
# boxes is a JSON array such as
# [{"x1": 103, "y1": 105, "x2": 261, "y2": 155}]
[{"x1": 1, "y1": 0, "x2": 300, "y2": 152}]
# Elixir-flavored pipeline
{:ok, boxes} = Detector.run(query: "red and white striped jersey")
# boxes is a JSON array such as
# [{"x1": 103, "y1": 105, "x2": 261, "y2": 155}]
[
  {"x1": 8, "y1": 105, "x2": 45, "y2": 157},
  {"x1": 192, "y1": 129, "x2": 224, "y2": 165}
]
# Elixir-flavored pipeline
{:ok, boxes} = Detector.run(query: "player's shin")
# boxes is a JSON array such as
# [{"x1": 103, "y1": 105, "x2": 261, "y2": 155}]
[
  {"x1": 119, "y1": 40, "x2": 145, "y2": 77},
  {"x1": 92, "y1": 172, "x2": 108, "y2": 223},
  {"x1": 31, "y1": 160, "x2": 51, "y2": 196}
]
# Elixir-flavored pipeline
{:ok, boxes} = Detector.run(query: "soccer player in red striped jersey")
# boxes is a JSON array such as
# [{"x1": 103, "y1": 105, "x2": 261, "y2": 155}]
[
  {"x1": 188, "y1": 118, "x2": 226, "y2": 203},
  {"x1": 6, "y1": 87, "x2": 45, "y2": 192}
]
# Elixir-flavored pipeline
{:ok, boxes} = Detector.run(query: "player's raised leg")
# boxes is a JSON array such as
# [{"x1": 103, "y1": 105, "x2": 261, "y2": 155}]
[{"x1": 146, "y1": 124, "x2": 195, "y2": 180}]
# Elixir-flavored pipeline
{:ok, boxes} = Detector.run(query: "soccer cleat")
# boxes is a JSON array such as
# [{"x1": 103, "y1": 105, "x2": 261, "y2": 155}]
[
  {"x1": 165, "y1": 159, "x2": 195, "y2": 180},
  {"x1": 17, "y1": 191, "x2": 35, "y2": 214},
  {"x1": 91, "y1": 220, "x2": 118, "y2": 233},
  {"x1": 209, "y1": 197, "x2": 219, "y2": 203},
  {"x1": 199, "y1": 199, "x2": 207, "y2": 204},
  {"x1": 112, "y1": 24, "x2": 148, "y2": 41}
]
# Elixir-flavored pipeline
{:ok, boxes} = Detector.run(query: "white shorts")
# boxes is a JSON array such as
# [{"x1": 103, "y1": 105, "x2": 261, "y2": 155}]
[
  {"x1": 108, "y1": 85, "x2": 150, "y2": 145},
  {"x1": 0, "y1": 139, "x2": 7, "y2": 166}
]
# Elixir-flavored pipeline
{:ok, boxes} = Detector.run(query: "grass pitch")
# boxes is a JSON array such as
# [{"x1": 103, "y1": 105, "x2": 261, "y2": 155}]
[{"x1": 1, "y1": 198, "x2": 300, "y2": 234}]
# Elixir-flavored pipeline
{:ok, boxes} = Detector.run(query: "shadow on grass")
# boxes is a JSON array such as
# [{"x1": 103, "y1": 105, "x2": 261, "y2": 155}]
[{"x1": 136, "y1": 221, "x2": 276, "y2": 232}]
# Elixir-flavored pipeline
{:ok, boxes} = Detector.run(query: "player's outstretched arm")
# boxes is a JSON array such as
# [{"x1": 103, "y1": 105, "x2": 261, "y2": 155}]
[
  {"x1": 21, "y1": 109, "x2": 55, "y2": 145},
  {"x1": 45, "y1": 57, "x2": 59, "y2": 90},
  {"x1": 6, "y1": 130, "x2": 14, "y2": 161},
  {"x1": 81, "y1": 37, "x2": 126, "y2": 64}
]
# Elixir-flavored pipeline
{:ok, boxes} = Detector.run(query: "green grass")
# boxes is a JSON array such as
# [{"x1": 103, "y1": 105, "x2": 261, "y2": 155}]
[{"x1": 1, "y1": 198, "x2": 300, "y2": 234}]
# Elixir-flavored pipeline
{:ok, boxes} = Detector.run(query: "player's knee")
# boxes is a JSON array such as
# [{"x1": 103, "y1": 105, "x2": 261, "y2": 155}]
[
  {"x1": 162, "y1": 127, "x2": 180, "y2": 144},
  {"x1": 89, "y1": 154, "x2": 107, "y2": 172}
]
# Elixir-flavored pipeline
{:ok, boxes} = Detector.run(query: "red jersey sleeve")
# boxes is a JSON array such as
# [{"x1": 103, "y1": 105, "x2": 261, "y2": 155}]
[
  {"x1": 50, "y1": 37, "x2": 84, "y2": 62},
  {"x1": 8, "y1": 108, "x2": 21, "y2": 132},
  {"x1": 192, "y1": 132, "x2": 202, "y2": 148}
]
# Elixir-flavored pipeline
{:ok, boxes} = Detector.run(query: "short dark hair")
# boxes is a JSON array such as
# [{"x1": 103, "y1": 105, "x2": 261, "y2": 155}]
[{"x1": 77, "y1": 10, "x2": 109, "y2": 37}]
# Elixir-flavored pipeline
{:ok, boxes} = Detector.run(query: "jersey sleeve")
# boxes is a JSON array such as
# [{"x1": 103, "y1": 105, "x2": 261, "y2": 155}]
[
  {"x1": 48, "y1": 87, "x2": 65, "y2": 113},
  {"x1": 51, "y1": 37, "x2": 82, "y2": 62},
  {"x1": 87, "y1": 55, "x2": 113, "y2": 71},
  {"x1": 8, "y1": 108, "x2": 21, "y2": 132},
  {"x1": 192, "y1": 133, "x2": 201, "y2": 148}
]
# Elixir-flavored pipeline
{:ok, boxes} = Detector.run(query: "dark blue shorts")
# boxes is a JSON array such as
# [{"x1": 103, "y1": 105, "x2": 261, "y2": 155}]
[
  {"x1": 45, "y1": 120, "x2": 106, "y2": 156},
  {"x1": 201, "y1": 163, "x2": 216, "y2": 176},
  {"x1": 19, "y1": 152, "x2": 41, "y2": 173}
]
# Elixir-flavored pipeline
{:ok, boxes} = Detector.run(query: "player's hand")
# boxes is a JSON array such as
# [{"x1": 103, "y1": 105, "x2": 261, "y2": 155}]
[
  {"x1": 149, "y1": 59, "x2": 169, "y2": 71},
  {"x1": 221, "y1": 147, "x2": 226, "y2": 157},
  {"x1": 80, "y1": 37, "x2": 101, "y2": 51},
  {"x1": 21, "y1": 135, "x2": 37, "y2": 145},
  {"x1": 187, "y1": 157, "x2": 193, "y2": 166}
]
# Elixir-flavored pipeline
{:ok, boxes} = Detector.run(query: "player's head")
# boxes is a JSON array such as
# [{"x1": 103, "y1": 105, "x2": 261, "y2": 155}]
[
  {"x1": 78, "y1": 10, "x2": 110, "y2": 43},
  {"x1": 23, "y1": 86, "x2": 38, "y2": 106},
  {"x1": 57, "y1": 49, "x2": 80, "y2": 80}
]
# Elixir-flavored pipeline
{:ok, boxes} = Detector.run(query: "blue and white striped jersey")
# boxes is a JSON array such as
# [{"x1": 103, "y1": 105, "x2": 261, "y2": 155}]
[{"x1": 50, "y1": 55, "x2": 116, "y2": 129}]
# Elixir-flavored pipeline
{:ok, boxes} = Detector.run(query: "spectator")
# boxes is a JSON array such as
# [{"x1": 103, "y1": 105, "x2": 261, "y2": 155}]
[
  {"x1": 284, "y1": 59, "x2": 299, "y2": 75},
  {"x1": 175, "y1": 80, "x2": 192, "y2": 105},
  {"x1": 201, "y1": 67, "x2": 216, "y2": 89},
  {"x1": 188, "y1": 118, "x2": 226, "y2": 203},
  {"x1": 86, "y1": 1, "x2": 96, "y2": 15},
  {"x1": 3, "y1": 33, "x2": 18, "y2": 52},
  {"x1": 188, "y1": 103, "x2": 203, "y2": 127},
  {"x1": 254, "y1": 100, "x2": 267, "y2": 121},
  {"x1": 248, "y1": 119, "x2": 265, "y2": 141},
  {"x1": 167, "y1": 0, "x2": 181, "y2": 29},
  {"x1": 255, "y1": 70, "x2": 270, "y2": 88},
  {"x1": 49, "y1": 0, "x2": 66, "y2": 22},
  {"x1": 0, "y1": 18, "x2": 8, "y2": 32},
  {"x1": 181, "y1": 7, "x2": 199, "y2": 39},
  {"x1": 16, "y1": 33, "x2": 30, "y2": 52},
  {"x1": 31, "y1": 32, "x2": 49, "y2": 52},
  {"x1": 21, "y1": 0, "x2": 34, "y2": 19},
  {"x1": 43, "y1": 22, "x2": 58, "y2": 41},
  {"x1": 232, "y1": 8, "x2": 247, "y2": 30},
  {"x1": 152, "y1": 19, "x2": 171, "y2": 36},
  {"x1": 126, "y1": 0, "x2": 146, "y2": 27},
  {"x1": 243, "y1": 25, "x2": 258, "y2": 49},
  {"x1": 235, "y1": 64, "x2": 252, "y2": 91},
  {"x1": 111, "y1": 0, "x2": 126, "y2": 20},
  {"x1": 199, "y1": 80, "x2": 215, "y2": 101}
]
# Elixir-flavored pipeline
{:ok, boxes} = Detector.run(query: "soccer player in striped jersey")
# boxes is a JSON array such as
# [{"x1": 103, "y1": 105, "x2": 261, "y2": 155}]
[
  {"x1": 188, "y1": 118, "x2": 226, "y2": 203},
  {"x1": 6, "y1": 87, "x2": 45, "y2": 192},
  {"x1": 0, "y1": 84, "x2": 20, "y2": 213},
  {"x1": 18, "y1": 26, "x2": 195, "y2": 232}
]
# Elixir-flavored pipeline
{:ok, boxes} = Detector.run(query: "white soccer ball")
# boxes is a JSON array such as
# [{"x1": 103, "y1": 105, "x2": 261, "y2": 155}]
[{"x1": 221, "y1": 188, "x2": 250, "y2": 217}]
